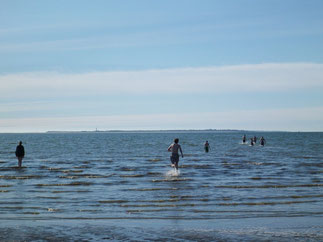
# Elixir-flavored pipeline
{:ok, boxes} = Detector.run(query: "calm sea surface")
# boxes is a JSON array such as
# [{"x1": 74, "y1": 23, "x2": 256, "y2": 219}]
[{"x1": 0, "y1": 131, "x2": 322, "y2": 241}]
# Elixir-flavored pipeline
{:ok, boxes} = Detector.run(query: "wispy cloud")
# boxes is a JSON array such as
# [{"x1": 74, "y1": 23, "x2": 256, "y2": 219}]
[
  {"x1": 0, "y1": 63, "x2": 322, "y2": 99},
  {"x1": 1, "y1": 63, "x2": 322, "y2": 132}
]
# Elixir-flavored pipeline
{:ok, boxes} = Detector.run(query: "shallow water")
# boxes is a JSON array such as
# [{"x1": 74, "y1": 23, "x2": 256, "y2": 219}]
[{"x1": 0, "y1": 131, "x2": 322, "y2": 240}]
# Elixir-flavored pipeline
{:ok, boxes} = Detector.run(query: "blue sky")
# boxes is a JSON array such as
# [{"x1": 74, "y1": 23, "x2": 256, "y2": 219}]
[{"x1": 1, "y1": 0, "x2": 323, "y2": 132}]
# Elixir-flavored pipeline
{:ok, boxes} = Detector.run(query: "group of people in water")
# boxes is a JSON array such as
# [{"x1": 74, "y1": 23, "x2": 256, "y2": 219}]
[
  {"x1": 13, "y1": 136, "x2": 265, "y2": 170},
  {"x1": 242, "y1": 135, "x2": 266, "y2": 146},
  {"x1": 168, "y1": 136, "x2": 266, "y2": 171}
]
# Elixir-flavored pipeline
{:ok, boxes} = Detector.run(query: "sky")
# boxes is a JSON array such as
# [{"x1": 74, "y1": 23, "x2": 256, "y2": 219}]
[{"x1": 0, "y1": 0, "x2": 323, "y2": 132}]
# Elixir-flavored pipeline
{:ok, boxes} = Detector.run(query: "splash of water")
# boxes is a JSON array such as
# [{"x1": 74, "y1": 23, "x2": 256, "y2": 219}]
[{"x1": 166, "y1": 169, "x2": 180, "y2": 177}]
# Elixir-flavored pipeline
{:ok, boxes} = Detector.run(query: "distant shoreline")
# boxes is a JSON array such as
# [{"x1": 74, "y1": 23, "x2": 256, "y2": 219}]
[
  {"x1": 45, "y1": 129, "x2": 306, "y2": 133},
  {"x1": 46, "y1": 129, "x2": 245, "y2": 134},
  {"x1": 1, "y1": 129, "x2": 320, "y2": 134}
]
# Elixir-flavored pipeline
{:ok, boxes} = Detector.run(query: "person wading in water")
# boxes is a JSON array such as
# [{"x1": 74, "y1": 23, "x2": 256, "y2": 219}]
[
  {"x1": 168, "y1": 138, "x2": 184, "y2": 171},
  {"x1": 15, "y1": 141, "x2": 25, "y2": 168}
]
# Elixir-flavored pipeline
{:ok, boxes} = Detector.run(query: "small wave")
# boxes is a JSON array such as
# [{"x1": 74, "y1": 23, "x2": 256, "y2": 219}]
[
  {"x1": 185, "y1": 143, "x2": 199, "y2": 147},
  {"x1": 247, "y1": 162, "x2": 264, "y2": 166},
  {"x1": 249, "y1": 177, "x2": 277, "y2": 180},
  {"x1": 36, "y1": 196, "x2": 61, "y2": 199},
  {"x1": 119, "y1": 167, "x2": 136, "y2": 171},
  {"x1": 46, "y1": 167, "x2": 65, "y2": 172},
  {"x1": 52, "y1": 190, "x2": 91, "y2": 193},
  {"x1": 136, "y1": 199, "x2": 181, "y2": 203},
  {"x1": 170, "y1": 195, "x2": 194, "y2": 199},
  {"x1": 120, "y1": 203, "x2": 196, "y2": 208},
  {"x1": 218, "y1": 200, "x2": 318, "y2": 206},
  {"x1": 126, "y1": 209, "x2": 175, "y2": 213},
  {"x1": 36, "y1": 182, "x2": 94, "y2": 187},
  {"x1": 222, "y1": 162, "x2": 241, "y2": 166},
  {"x1": 99, "y1": 200, "x2": 128, "y2": 204},
  {"x1": 83, "y1": 174, "x2": 109, "y2": 178},
  {"x1": 295, "y1": 156, "x2": 318, "y2": 159},
  {"x1": 62, "y1": 170, "x2": 84, "y2": 173},
  {"x1": 298, "y1": 162, "x2": 323, "y2": 168},
  {"x1": 214, "y1": 184, "x2": 323, "y2": 189},
  {"x1": 0, "y1": 175, "x2": 43, "y2": 180},
  {"x1": 47, "y1": 208, "x2": 62, "y2": 212},
  {"x1": 127, "y1": 188, "x2": 179, "y2": 191},
  {"x1": 191, "y1": 159, "x2": 202, "y2": 162},
  {"x1": 291, "y1": 194, "x2": 323, "y2": 199},
  {"x1": 245, "y1": 194, "x2": 323, "y2": 200},
  {"x1": 200, "y1": 185, "x2": 210, "y2": 188},
  {"x1": 73, "y1": 165, "x2": 91, "y2": 169},
  {"x1": 181, "y1": 154, "x2": 195, "y2": 157},
  {"x1": 148, "y1": 158, "x2": 162, "y2": 162},
  {"x1": 228, "y1": 154, "x2": 245, "y2": 158},
  {"x1": 0, "y1": 151, "x2": 12, "y2": 155},
  {"x1": 182, "y1": 164, "x2": 212, "y2": 169},
  {"x1": 0, "y1": 206, "x2": 24, "y2": 210},
  {"x1": 58, "y1": 175, "x2": 78, "y2": 179},
  {"x1": 147, "y1": 172, "x2": 163, "y2": 176},
  {"x1": 133, "y1": 198, "x2": 210, "y2": 203},
  {"x1": 23, "y1": 212, "x2": 40, "y2": 215},
  {"x1": 78, "y1": 209, "x2": 101, "y2": 212},
  {"x1": 0, "y1": 202, "x2": 24, "y2": 205},
  {"x1": 0, "y1": 185, "x2": 12, "y2": 187},
  {"x1": 0, "y1": 206, "x2": 43, "y2": 210},
  {"x1": 0, "y1": 167, "x2": 27, "y2": 171},
  {"x1": 59, "y1": 174, "x2": 109, "y2": 179},
  {"x1": 152, "y1": 178, "x2": 192, "y2": 183},
  {"x1": 120, "y1": 174, "x2": 145, "y2": 178}
]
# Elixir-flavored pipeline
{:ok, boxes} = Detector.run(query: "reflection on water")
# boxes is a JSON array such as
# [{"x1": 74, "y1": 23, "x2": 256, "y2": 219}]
[{"x1": 0, "y1": 131, "x2": 322, "y2": 240}]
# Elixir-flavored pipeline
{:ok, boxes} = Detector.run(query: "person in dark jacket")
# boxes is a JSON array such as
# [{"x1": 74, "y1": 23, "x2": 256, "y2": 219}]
[
  {"x1": 260, "y1": 136, "x2": 266, "y2": 146},
  {"x1": 15, "y1": 141, "x2": 25, "y2": 168},
  {"x1": 242, "y1": 135, "x2": 247, "y2": 144},
  {"x1": 250, "y1": 138, "x2": 255, "y2": 146},
  {"x1": 204, "y1": 140, "x2": 210, "y2": 153}
]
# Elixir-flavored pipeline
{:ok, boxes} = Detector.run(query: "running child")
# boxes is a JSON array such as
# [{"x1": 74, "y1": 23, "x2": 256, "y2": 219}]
[{"x1": 168, "y1": 138, "x2": 184, "y2": 170}]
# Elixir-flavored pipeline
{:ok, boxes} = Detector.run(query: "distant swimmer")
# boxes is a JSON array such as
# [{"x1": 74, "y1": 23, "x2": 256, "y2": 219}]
[
  {"x1": 242, "y1": 135, "x2": 247, "y2": 144},
  {"x1": 260, "y1": 136, "x2": 266, "y2": 146},
  {"x1": 250, "y1": 138, "x2": 255, "y2": 146},
  {"x1": 204, "y1": 141, "x2": 210, "y2": 153},
  {"x1": 168, "y1": 138, "x2": 184, "y2": 170},
  {"x1": 15, "y1": 141, "x2": 25, "y2": 168},
  {"x1": 253, "y1": 136, "x2": 257, "y2": 143}
]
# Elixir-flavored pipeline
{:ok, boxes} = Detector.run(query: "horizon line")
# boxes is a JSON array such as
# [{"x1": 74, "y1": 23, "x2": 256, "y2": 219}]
[{"x1": 0, "y1": 129, "x2": 321, "y2": 134}]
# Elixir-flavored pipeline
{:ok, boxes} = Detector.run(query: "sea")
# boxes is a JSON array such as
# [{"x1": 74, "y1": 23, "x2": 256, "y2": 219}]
[{"x1": 0, "y1": 131, "x2": 322, "y2": 241}]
